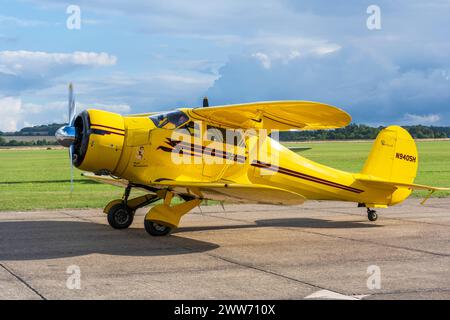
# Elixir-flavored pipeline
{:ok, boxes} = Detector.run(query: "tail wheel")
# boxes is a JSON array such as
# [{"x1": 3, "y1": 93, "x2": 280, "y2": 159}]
[
  {"x1": 107, "y1": 203, "x2": 135, "y2": 229},
  {"x1": 367, "y1": 209, "x2": 378, "y2": 222},
  {"x1": 144, "y1": 220, "x2": 172, "y2": 236}
]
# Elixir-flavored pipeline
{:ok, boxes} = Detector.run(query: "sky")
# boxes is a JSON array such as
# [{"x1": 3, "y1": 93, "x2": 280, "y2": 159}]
[{"x1": 0, "y1": 0, "x2": 449, "y2": 131}]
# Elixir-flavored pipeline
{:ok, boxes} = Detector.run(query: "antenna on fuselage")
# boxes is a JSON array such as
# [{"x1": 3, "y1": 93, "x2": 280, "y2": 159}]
[{"x1": 202, "y1": 96, "x2": 209, "y2": 107}]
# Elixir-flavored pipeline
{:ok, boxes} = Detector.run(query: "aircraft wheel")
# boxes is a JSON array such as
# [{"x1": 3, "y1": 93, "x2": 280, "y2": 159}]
[
  {"x1": 367, "y1": 209, "x2": 378, "y2": 222},
  {"x1": 107, "y1": 203, "x2": 135, "y2": 229},
  {"x1": 144, "y1": 220, "x2": 172, "y2": 236}
]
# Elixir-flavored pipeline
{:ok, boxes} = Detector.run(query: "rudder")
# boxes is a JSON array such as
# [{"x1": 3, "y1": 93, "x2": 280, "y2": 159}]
[{"x1": 362, "y1": 126, "x2": 418, "y2": 184}]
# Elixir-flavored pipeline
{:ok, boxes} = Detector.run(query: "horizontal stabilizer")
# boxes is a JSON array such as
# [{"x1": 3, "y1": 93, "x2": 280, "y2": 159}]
[{"x1": 355, "y1": 175, "x2": 449, "y2": 192}]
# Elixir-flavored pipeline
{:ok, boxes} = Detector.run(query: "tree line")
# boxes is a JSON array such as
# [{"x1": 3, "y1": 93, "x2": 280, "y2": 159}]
[
  {"x1": 1, "y1": 123, "x2": 449, "y2": 146},
  {"x1": 0, "y1": 137, "x2": 57, "y2": 147},
  {"x1": 279, "y1": 124, "x2": 450, "y2": 141}
]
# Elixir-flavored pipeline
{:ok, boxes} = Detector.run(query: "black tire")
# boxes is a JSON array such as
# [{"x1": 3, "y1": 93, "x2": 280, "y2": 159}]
[
  {"x1": 107, "y1": 203, "x2": 135, "y2": 229},
  {"x1": 367, "y1": 209, "x2": 378, "y2": 222},
  {"x1": 144, "y1": 220, "x2": 172, "y2": 236}
]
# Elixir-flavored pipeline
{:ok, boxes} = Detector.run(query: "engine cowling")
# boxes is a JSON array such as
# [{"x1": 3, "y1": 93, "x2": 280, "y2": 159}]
[{"x1": 72, "y1": 109, "x2": 125, "y2": 175}]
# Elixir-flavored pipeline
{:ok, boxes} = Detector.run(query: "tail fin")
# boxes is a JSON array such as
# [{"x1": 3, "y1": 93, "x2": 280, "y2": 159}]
[
  {"x1": 360, "y1": 126, "x2": 418, "y2": 205},
  {"x1": 362, "y1": 125, "x2": 418, "y2": 183},
  {"x1": 357, "y1": 126, "x2": 449, "y2": 206}
]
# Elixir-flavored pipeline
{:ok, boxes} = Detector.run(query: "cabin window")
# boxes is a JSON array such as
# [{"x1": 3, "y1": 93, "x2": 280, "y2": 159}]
[
  {"x1": 179, "y1": 121, "x2": 201, "y2": 137},
  {"x1": 149, "y1": 110, "x2": 189, "y2": 129},
  {"x1": 206, "y1": 125, "x2": 245, "y2": 147}
]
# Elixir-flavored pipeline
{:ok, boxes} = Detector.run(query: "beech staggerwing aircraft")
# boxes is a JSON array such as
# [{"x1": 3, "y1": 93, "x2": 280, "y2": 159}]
[{"x1": 55, "y1": 84, "x2": 448, "y2": 236}]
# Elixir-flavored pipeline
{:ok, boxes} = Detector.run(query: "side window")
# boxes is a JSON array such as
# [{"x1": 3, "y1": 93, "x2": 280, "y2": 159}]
[
  {"x1": 229, "y1": 130, "x2": 245, "y2": 147},
  {"x1": 206, "y1": 125, "x2": 226, "y2": 143},
  {"x1": 206, "y1": 125, "x2": 245, "y2": 147},
  {"x1": 149, "y1": 111, "x2": 189, "y2": 129},
  {"x1": 180, "y1": 121, "x2": 201, "y2": 137}
]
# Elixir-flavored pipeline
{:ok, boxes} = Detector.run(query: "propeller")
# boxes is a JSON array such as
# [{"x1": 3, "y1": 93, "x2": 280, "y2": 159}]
[{"x1": 55, "y1": 83, "x2": 77, "y2": 194}]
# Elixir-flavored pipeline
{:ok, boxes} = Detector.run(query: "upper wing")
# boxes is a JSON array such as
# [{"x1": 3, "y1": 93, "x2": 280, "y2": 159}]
[
  {"x1": 191, "y1": 100, "x2": 351, "y2": 131},
  {"x1": 125, "y1": 112, "x2": 158, "y2": 117},
  {"x1": 82, "y1": 173, "x2": 305, "y2": 205}
]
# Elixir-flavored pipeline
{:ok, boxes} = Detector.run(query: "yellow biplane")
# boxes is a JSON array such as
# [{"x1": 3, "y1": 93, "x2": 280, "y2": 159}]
[{"x1": 56, "y1": 84, "x2": 448, "y2": 236}]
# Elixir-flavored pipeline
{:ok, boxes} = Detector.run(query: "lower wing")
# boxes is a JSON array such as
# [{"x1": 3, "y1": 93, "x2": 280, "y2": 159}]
[{"x1": 82, "y1": 173, "x2": 305, "y2": 205}]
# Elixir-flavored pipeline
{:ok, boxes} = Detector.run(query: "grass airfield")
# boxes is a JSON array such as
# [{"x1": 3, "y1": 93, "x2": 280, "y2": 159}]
[{"x1": 0, "y1": 140, "x2": 449, "y2": 211}]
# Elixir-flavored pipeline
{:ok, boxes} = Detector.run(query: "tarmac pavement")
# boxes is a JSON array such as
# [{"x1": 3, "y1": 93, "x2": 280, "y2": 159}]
[{"x1": 0, "y1": 198, "x2": 449, "y2": 299}]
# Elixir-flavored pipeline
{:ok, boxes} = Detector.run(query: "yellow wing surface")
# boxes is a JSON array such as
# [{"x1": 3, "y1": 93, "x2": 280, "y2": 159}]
[
  {"x1": 82, "y1": 173, "x2": 305, "y2": 205},
  {"x1": 190, "y1": 100, "x2": 351, "y2": 130}
]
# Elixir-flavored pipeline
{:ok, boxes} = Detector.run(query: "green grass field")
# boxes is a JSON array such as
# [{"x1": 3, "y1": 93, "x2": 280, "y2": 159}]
[
  {"x1": 0, "y1": 149, "x2": 125, "y2": 211},
  {"x1": 0, "y1": 140, "x2": 449, "y2": 211}
]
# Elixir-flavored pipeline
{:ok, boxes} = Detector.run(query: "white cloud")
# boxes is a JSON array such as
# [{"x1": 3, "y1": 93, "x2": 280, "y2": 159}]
[
  {"x1": 0, "y1": 96, "x2": 133, "y2": 132},
  {"x1": 0, "y1": 51, "x2": 117, "y2": 95},
  {"x1": 0, "y1": 97, "x2": 68, "y2": 131},
  {"x1": 0, "y1": 97, "x2": 22, "y2": 131},
  {"x1": 78, "y1": 102, "x2": 131, "y2": 114},
  {"x1": 403, "y1": 113, "x2": 441, "y2": 125},
  {"x1": 252, "y1": 53, "x2": 271, "y2": 69},
  {"x1": 0, "y1": 51, "x2": 117, "y2": 75},
  {"x1": 248, "y1": 36, "x2": 341, "y2": 68}
]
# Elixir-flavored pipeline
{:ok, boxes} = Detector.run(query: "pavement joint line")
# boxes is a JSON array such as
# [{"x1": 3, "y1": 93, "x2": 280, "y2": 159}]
[
  {"x1": 58, "y1": 211, "x2": 101, "y2": 224},
  {"x1": 282, "y1": 226, "x2": 450, "y2": 258},
  {"x1": 171, "y1": 226, "x2": 352, "y2": 297},
  {"x1": 190, "y1": 214, "x2": 450, "y2": 297},
  {"x1": 0, "y1": 262, "x2": 46, "y2": 300},
  {"x1": 204, "y1": 252, "x2": 343, "y2": 296},
  {"x1": 205, "y1": 213, "x2": 450, "y2": 258}
]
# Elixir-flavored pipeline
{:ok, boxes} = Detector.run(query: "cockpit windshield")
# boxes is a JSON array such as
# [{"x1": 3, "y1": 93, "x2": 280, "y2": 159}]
[{"x1": 149, "y1": 110, "x2": 189, "y2": 129}]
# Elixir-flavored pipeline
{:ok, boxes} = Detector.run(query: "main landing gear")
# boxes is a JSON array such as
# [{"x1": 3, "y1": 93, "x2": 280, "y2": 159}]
[
  {"x1": 107, "y1": 203, "x2": 135, "y2": 229},
  {"x1": 104, "y1": 185, "x2": 201, "y2": 236}
]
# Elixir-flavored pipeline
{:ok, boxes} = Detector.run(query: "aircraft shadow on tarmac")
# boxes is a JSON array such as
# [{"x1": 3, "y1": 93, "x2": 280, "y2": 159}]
[
  {"x1": 0, "y1": 217, "x2": 379, "y2": 261},
  {"x1": 0, "y1": 220, "x2": 218, "y2": 261},
  {"x1": 176, "y1": 217, "x2": 381, "y2": 233}
]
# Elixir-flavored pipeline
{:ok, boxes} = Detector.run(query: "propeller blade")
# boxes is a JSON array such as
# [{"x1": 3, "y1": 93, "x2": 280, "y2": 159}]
[
  {"x1": 68, "y1": 83, "x2": 76, "y2": 126},
  {"x1": 55, "y1": 83, "x2": 78, "y2": 195},
  {"x1": 69, "y1": 144, "x2": 75, "y2": 195}
]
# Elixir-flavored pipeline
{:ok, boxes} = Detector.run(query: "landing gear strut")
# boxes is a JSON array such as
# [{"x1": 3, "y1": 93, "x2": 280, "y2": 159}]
[
  {"x1": 367, "y1": 208, "x2": 378, "y2": 221},
  {"x1": 144, "y1": 189, "x2": 201, "y2": 236}
]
